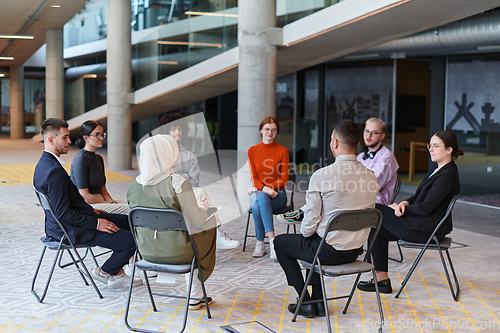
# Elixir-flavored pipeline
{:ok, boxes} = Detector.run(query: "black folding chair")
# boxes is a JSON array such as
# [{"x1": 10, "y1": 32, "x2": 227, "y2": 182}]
[
  {"x1": 243, "y1": 169, "x2": 296, "y2": 251},
  {"x1": 31, "y1": 189, "x2": 103, "y2": 303},
  {"x1": 294, "y1": 209, "x2": 384, "y2": 333},
  {"x1": 395, "y1": 194, "x2": 460, "y2": 301},
  {"x1": 125, "y1": 207, "x2": 212, "y2": 333}
]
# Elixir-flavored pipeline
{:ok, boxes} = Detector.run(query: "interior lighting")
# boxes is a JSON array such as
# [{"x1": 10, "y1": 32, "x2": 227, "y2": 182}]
[
  {"x1": 157, "y1": 41, "x2": 222, "y2": 49},
  {"x1": 478, "y1": 45, "x2": 500, "y2": 51},
  {"x1": 82, "y1": 74, "x2": 97, "y2": 78},
  {"x1": 158, "y1": 61, "x2": 178, "y2": 65},
  {"x1": 344, "y1": 53, "x2": 379, "y2": 60},
  {"x1": 50, "y1": 5, "x2": 61, "y2": 8},
  {"x1": 0, "y1": 74, "x2": 4, "y2": 77},
  {"x1": 185, "y1": 11, "x2": 238, "y2": 18},
  {"x1": 0, "y1": 35, "x2": 34, "y2": 39},
  {"x1": 0, "y1": 56, "x2": 14, "y2": 60}
]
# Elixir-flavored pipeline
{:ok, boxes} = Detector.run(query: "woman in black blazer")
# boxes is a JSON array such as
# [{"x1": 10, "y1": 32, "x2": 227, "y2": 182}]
[{"x1": 358, "y1": 130, "x2": 463, "y2": 294}]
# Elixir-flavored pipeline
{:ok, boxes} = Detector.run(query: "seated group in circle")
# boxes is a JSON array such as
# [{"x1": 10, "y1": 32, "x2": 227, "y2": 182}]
[{"x1": 34, "y1": 115, "x2": 462, "y2": 318}]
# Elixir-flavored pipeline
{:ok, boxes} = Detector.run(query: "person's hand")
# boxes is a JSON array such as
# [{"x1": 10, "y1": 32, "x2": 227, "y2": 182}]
[
  {"x1": 262, "y1": 186, "x2": 278, "y2": 198},
  {"x1": 394, "y1": 201, "x2": 409, "y2": 217},
  {"x1": 388, "y1": 203, "x2": 399, "y2": 211},
  {"x1": 94, "y1": 208, "x2": 107, "y2": 214},
  {"x1": 197, "y1": 198, "x2": 209, "y2": 211},
  {"x1": 97, "y1": 219, "x2": 119, "y2": 234},
  {"x1": 247, "y1": 186, "x2": 257, "y2": 195}
]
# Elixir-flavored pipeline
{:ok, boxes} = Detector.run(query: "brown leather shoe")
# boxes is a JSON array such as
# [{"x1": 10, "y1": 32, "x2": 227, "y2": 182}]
[{"x1": 357, "y1": 278, "x2": 392, "y2": 294}]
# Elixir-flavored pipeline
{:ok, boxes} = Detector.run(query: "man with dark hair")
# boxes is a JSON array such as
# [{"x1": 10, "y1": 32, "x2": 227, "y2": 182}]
[
  {"x1": 157, "y1": 112, "x2": 241, "y2": 250},
  {"x1": 34, "y1": 118, "x2": 142, "y2": 289},
  {"x1": 273, "y1": 120, "x2": 379, "y2": 318}
]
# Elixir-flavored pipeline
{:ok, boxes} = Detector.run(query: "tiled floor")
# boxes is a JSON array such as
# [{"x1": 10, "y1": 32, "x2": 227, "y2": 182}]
[{"x1": 1, "y1": 138, "x2": 499, "y2": 332}]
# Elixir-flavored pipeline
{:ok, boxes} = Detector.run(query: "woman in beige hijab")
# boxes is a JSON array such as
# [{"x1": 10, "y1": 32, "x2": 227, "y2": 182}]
[{"x1": 127, "y1": 135, "x2": 217, "y2": 310}]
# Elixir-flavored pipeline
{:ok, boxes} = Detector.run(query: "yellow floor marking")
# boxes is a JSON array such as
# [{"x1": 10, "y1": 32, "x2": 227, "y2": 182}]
[
  {"x1": 356, "y1": 288, "x2": 368, "y2": 332},
  {"x1": 221, "y1": 293, "x2": 239, "y2": 330},
  {"x1": 278, "y1": 287, "x2": 291, "y2": 332},
  {"x1": 401, "y1": 279, "x2": 424, "y2": 333},
  {"x1": 417, "y1": 271, "x2": 453, "y2": 333},
  {"x1": 333, "y1": 280, "x2": 338, "y2": 332},
  {"x1": 468, "y1": 281, "x2": 500, "y2": 327},
  {"x1": 190, "y1": 305, "x2": 207, "y2": 332}
]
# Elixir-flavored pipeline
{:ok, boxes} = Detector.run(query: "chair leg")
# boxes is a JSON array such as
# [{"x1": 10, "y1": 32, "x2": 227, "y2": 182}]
[
  {"x1": 317, "y1": 263, "x2": 332, "y2": 333},
  {"x1": 31, "y1": 246, "x2": 54, "y2": 303},
  {"x1": 180, "y1": 261, "x2": 196, "y2": 333},
  {"x1": 65, "y1": 249, "x2": 90, "y2": 285},
  {"x1": 395, "y1": 243, "x2": 432, "y2": 298},
  {"x1": 371, "y1": 269, "x2": 384, "y2": 331},
  {"x1": 439, "y1": 249, "x2": 460, "y2": 301},
  {"x1": 198, "y1": 268, "x2": 212, "y2": 319},
  {"x1": 67, "y1": 248, "x2": 103, "y2": 299},
  {"x1": 242, "y1": 212, "x2": 251, "y2": 252},
  {"x1": 389, "y1": 242, "x2": 404, "y2": 263},
  {"x1": 343, "y1": 273, "x2": 362, "y2": 314},
  {"x1": 292, "y1": 260, "x2": 316, "y2": 323}
]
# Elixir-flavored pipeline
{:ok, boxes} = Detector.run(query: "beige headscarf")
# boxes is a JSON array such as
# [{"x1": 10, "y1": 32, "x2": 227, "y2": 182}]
[{"x1": 136, "y1": 135, "x2": 186, "y2": 192}]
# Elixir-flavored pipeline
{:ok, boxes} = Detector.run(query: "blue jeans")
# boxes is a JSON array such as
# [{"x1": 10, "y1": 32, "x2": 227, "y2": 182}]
[{"x1": 249, "y1": 189, "x2": 287, "y2": 241}]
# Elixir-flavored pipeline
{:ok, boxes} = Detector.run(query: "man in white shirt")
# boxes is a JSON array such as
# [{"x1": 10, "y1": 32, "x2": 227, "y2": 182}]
[{"x1": 274, "y1": 120, "x2": 379, "y2": 318}]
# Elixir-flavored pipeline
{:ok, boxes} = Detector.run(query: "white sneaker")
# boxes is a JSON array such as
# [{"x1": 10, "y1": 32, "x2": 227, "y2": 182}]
[
  {"x1": 269, "y1": 238, "x2": 277, "y2": 262},
  {"x1": 252, "y1": 241, "x2": 266, "y2": 258},
  {"x1": 107, "y1": 272, "x2": 143, "y2": 289},
  {"x1": 216, "y1": 228, "x2": 241, "y2": 250},
  {"x1": 123, "y1": 263, "x2": 158, "y2": 278},
  {"x1": 90, "y1": 267, "x2": 112, "y2": 285}
]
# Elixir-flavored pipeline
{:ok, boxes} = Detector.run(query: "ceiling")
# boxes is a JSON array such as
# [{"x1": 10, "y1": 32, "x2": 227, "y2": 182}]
[{"x1": 0, "y1": 0, "x2": 86, "y2": 68}]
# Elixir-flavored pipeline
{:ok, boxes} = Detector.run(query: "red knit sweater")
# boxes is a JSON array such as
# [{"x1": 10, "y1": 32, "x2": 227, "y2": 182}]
[{"x1": 248, "y1": 141, "x2": 289, "y2": 190}]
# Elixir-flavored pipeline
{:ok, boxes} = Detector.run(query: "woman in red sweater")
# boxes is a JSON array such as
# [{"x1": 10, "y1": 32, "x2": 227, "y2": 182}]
[{"x1": 247, "y1": 117, "x2": 289, "y2": 260}]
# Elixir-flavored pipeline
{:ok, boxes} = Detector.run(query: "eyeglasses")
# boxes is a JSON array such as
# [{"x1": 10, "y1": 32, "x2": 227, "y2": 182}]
[
  {"x1": 263, "y1": 128, "x2": 278, "y2": 133},
  {"x1": 89, "y1": 133, "x2": 106, "y2": 139},
  {"x1": 427, "y1": 144, "x2": 441, "y2": 150},
  {"x1": 364, "y1": 129, "x2": 383, "y2": 136}
]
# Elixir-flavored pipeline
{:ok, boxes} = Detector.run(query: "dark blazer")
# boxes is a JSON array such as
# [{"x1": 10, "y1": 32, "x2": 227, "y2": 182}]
[
  {"x1": 402, "y1": 160, "x2": 460, "y2": 234},
  {"x1": 33, "y1": 151, "x2": 99, "y2": 244}
]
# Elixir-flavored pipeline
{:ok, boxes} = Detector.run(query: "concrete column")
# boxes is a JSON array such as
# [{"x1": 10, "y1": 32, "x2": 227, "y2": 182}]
[
  {"x1": 107, "y1": 0, "x2": 132, "y2": 170},
  {"x1": 10, "y1": 66, "x2": 24, "y2": 139},
  {"x1": 237, "y1": 0, "x2": 277, "y2": 209},
  {"x1": 45, "y1": 28, "x2": 64, "y2": 119}
]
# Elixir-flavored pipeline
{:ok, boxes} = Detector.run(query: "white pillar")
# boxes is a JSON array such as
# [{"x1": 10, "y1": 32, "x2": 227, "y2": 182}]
[
  {"x1": 237, "y1": 0, "x2": 277, "y2": 209},
  {"x1": 10, "y1": 66, "x2": 24, "y2": 139},
  {"x1": 45, "y1": 28, "x2": 64, "y2": 119},
  {"x1": 107, "y1": 0, "x2": 132, "y2": 170}
]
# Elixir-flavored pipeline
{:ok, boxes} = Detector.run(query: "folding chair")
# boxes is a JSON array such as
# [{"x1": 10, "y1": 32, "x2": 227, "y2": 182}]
[
  {"x1": 389, "y1": 176, "x2": 404, "y2": 263},
  {"x1": 31, "y1": 189, "x2": 103, "y2": 303},
  {"x1": 294, "y1": 209, "x2": 384, "y2": 333},
  {"x1": 395, "y1": 194, "x2": 460, "y2": 301},
  {"x1": 125, "y1": 207, "x2": 212, "y2": 333},
  {"x1": 243, "y1": 169, "x2": 296, "y2": 251}
]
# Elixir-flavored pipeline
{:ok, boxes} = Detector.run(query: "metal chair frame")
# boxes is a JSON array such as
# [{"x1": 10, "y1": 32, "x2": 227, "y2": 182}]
[
  {"x1": 124, "y1": 207, "x2": 212, "y2": 333},
  {"x1": 388, "y1": 176, "x2": 404, "y2": 263},
  {"x1": 294, "y1": 209, "x2": 384, "y2": 333},
  {"x1": 243, "y1": 169, "x2": 296, "y2": 252},
  {"x1": 31, "y1": 189, "x2": 103, "y2": 303},
  {"x1": 395, "y1": 194, "x2": 460, "y2": 301}
]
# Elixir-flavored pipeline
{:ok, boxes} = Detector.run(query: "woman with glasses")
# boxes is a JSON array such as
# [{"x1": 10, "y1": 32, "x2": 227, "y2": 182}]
[
  {"x1": 247, "y1": 117, "x2": 289, "y2": 260},
  {"x1": 70, "y1": 120, "x2": 129, "y2": 214},
  {"x1": 357, "y1": 130, "x2": 463, "y2": 294}
]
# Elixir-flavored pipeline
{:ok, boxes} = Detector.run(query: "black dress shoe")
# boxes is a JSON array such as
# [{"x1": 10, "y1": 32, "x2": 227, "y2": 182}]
[
  {"x1": 288, "y1": 301, "x2": 316, "y2": 318},
  {"x1": 314, "y1": 301, "x2": 326, "y2": 317},
  {"x1": 357, "y1": 278, "x2": 392, "y2": 294}
]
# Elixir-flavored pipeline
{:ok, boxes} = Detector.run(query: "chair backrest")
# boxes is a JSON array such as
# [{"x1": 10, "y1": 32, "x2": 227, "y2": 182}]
[
  {"x1": 128, "y1": 207, "x2": 203, "y2": 263},
  {"x1": 390, "y1": 176, "x2": 401, "y2": 204},
  {"x1": 314, "y1": 208, "x2": 382, "y2": 264},
  {"x1": 428, "y1": 194, "x2": 459, "y2": 240},
  {"x1": 34, "y1": 189, "x2": 73, "y2": 245},
  {"x1": 128, "y1": 207, "x2": 188, "y2": 232},
  {"x1": 325, "y1": 209, "x2": 382, "y2": 234}
]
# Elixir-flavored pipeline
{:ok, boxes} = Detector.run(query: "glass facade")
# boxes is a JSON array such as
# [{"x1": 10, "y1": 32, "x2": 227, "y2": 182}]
[{"x1": 446, "y1": 53, "x2": 500, "y2": 199}]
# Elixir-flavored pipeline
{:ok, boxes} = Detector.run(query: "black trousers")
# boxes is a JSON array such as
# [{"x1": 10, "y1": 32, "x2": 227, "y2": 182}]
[
  {"x1": 371, "y1": 204, "x2": 446, "y2": 272},
  {"x1": 86, "y1": 212, "x2": 136, "y2": 275},
  {"x1": 274, "y1": 233, "x2": 363, "y2": 291}
]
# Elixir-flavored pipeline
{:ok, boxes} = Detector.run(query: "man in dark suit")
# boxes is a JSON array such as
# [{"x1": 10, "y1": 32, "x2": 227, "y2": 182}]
[{"x1": 33, "y1": 118, "x2": 142, "y2": 289}]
